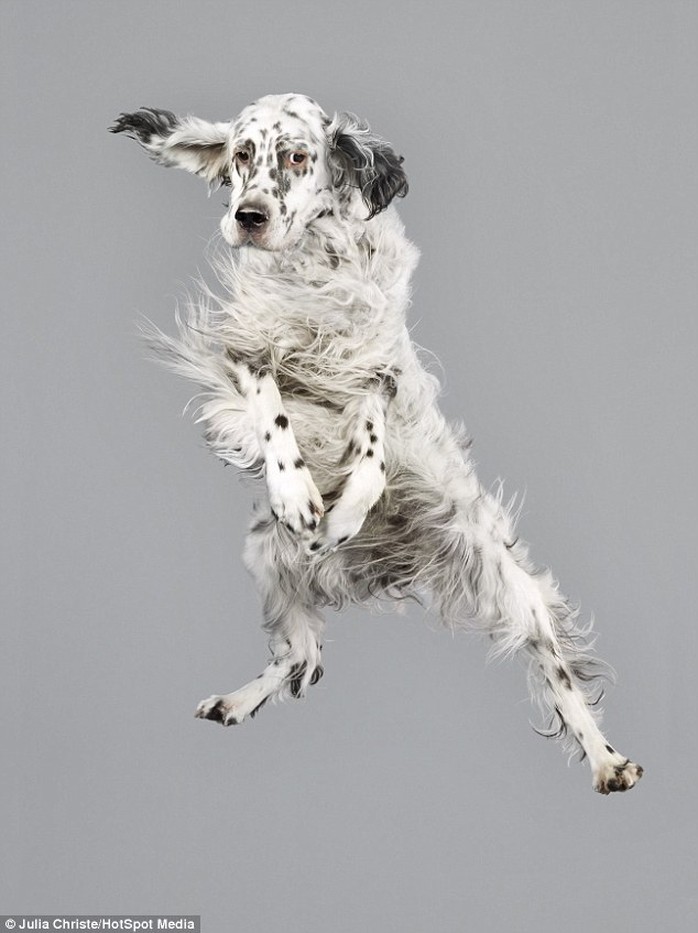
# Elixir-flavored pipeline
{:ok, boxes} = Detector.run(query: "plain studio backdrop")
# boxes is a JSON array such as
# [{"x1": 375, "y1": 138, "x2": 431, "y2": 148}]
[{"x1": 2, "y1": 1, "x2": 697, "y2": 930}]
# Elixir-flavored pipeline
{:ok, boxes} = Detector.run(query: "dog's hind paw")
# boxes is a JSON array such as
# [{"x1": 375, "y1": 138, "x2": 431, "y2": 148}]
[
  {"x1": 593, "y1": 758, "x2": 644, "y2": 795},
  {"x1": 195, "y1": 694, "x2": 245, "y2": 726}
]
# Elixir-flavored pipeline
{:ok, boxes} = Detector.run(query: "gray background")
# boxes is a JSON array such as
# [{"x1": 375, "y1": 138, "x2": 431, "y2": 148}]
[{"x1": 3, "y1": 1, "x2": 697, "y2": 930}]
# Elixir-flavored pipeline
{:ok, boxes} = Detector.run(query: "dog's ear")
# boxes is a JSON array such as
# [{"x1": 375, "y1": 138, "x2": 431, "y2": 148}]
[
  {"x1": 327, "y1": 112, "x2": 408, "y2": 218},
  {"x1": 110, "y1": 108, "x2": 232, "y2": 188}
]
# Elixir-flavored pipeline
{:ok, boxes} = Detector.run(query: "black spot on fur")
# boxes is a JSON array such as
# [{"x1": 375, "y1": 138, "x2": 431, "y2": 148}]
[
  {"x1": 309, "y1": 541, "x2": 321, "y2": 551},
  {"x1": 294, "y1": 457, "x2": 305, "y2": 469},
  {"x1": 378, "y1": 371, "x2": 398, "y2": 401},
  {"x1": 605, "y1": 744, "x2": 615, "y2": 754},
  {"x1": 366, "y1": 420, "x2": 374, "y2": 431},
  {"x1": 275, "y1": 414, "x2": 289, "y2": 429},
  {"x1": 288, "y1": 662, "x2": 307, "y2": 697},
  {"x1": 249, "y1": 697, "x2": 268, "y2": 719},
  {"x1": 330, "y1": 114, "x2": 409, "y2": 218},
  {"x1": 264, "y1": 431, "x2": 271, "y2": 442},
  {"x1": 310, "y1": 664, "x2": 324, "y2": 685},
  {"x1": 109, "y1": 107, "x2": 178, "y2": 141},
  {"x1": 277, "y1": 460, "x2": 285, "y2": 471},
  {"x1": 557, "y1": 666, "x2": 573, "y2": 690},
  {"x1": 337, "y1": 536, "x2": 348, "y2": 545},
  {"x1": 366, "y1": 448, "x2": 374, "y2": 457},
  {"x1": 204, "y1": 700, "x2": 227, "y2": 724},
  {"x1": 369, "y1": 434, "x2": 378, "y2": 444},
  {"x1": 380, "y1": 461, "x2": 385, "y2": 472}
]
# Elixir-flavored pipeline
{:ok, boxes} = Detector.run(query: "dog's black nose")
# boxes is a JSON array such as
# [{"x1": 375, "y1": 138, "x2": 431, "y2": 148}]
[{"x1": 235, "y1": 207, "x2": 269, "y2": 231}]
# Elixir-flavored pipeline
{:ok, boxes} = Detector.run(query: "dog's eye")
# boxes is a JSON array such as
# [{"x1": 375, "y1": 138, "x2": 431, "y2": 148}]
[
  {"x1": 287, "y1": 151, "x2": 307, "y2": 168},
  {"x1": 234, "y1": 150, "x2": 251, "y2": 165}
]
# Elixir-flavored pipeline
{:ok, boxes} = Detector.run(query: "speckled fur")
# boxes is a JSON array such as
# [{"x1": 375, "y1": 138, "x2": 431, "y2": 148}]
[{"x1": 112, "y1": 94, "x2": 642, "y2": 794}]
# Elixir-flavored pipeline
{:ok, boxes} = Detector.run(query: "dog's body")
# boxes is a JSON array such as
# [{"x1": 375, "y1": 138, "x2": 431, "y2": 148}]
[{"x1": 111, "y1": 93, "x2": 642, "y2": 793}]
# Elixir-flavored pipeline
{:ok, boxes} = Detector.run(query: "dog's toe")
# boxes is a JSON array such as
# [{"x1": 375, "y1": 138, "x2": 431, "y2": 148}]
[
  {"x1": 195, "y1": 695, "x2": 240, "y2": 726},
  {"x1": 593, "y1": 758, "x2": 643, "y2": 795}
]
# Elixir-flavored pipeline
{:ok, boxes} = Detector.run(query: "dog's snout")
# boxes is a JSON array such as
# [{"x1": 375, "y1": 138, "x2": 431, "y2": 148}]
[{"x1": 235, "y1": 206, "x2": 269, "y2": 231}]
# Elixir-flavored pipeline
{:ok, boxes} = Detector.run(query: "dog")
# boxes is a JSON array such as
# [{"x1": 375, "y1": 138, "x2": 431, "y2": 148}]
[{"x1": 111, "y1": 93, "x2": 642, "y2": 794}]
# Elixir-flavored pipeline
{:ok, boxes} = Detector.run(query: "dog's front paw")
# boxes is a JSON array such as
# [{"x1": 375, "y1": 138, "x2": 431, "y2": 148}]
[
  {"x1": 268, "y1": 464, "x2": 324, "y2": 535},
  {"x1": 307, "y1": 459, "x2": 385, "y2": 555},
  {"x1": 306, "y1": 500, "x2": 368, "y2": 555},
  {"x1": 593, "y1": 757, "x2": 644, "y2": 794}
]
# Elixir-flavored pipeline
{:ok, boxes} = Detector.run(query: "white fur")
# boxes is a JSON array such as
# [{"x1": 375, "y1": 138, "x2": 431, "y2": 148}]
[{"x1": 113, "y1": 94, "x2": 642, "y2": 794}]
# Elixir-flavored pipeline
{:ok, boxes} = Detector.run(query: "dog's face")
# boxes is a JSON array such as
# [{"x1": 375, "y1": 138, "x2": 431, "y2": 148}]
[
  {"x1": 111, "y1": 93, "x2": 408, "y2": 252},
  {"x1": 219, "y1": 94, "x2": 334, "y2": 251}
]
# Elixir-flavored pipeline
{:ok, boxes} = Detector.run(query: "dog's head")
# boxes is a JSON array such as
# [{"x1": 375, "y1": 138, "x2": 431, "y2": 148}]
[{"x1": 110, "y1": 93, "x2": 408, "y2": 251}]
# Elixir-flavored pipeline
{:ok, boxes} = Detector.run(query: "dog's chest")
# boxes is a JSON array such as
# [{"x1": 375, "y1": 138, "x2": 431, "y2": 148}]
[{"x1": 230, "y1": 271, "x2": 400, "y2": 395}]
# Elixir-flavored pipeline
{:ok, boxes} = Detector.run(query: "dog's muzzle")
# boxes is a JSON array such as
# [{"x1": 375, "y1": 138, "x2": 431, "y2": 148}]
[{"x1": 235, "y1": 204, "x2": 269, "y2": 234}]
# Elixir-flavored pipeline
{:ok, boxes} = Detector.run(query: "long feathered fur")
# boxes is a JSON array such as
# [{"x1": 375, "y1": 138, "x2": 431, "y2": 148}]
[{"x1": 114, "y1": 93, "x2": 642, "y2": 794}]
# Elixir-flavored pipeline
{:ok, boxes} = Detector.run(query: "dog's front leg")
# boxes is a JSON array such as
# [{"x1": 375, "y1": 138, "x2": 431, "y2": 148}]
[
  {"x1": 308, "y1": 380, "x2": 393, "y2": 554},
  {"x1": 245, "y1": 369, "x2": 324, "y2": 534}
]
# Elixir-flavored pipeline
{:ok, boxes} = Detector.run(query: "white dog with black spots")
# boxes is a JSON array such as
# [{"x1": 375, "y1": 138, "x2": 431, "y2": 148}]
[{"x1": 111, "y1": 93, "x2": 642, "y2": 794}]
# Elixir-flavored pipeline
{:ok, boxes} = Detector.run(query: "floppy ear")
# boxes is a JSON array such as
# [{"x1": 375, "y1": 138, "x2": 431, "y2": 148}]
[
  {"x1": 109, "y1": 108, "x2": 232, "y2": 188},
  {"x1": 327, "y1": 112, "x2": 408, "y2": 218}
]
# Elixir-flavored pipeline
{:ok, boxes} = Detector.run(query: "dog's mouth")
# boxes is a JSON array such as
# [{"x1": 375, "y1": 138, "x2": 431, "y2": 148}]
[
  {"x1": 239, "y1": 232, "x2": 265, "y2": 248},
  {"x1": 225, "y1": 225, "x2": 272, "y2": 250},
  {"x1": 228, "y1": 223, "x2": 301, "y2": 253}
]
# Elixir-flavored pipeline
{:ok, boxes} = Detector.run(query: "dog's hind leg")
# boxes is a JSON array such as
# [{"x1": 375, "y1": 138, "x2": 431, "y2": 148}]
[
  {"x1": 430, "y1": 485, "x2": 643, "y2": 793},
  {"x1": 195, "y1": 515, "x2": 324, "y2": 726}
]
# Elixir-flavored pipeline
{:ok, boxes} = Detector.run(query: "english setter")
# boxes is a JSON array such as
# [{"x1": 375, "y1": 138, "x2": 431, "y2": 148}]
[{"x1": 111, "y1": 93, "x2": 643, "y2": 794}]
